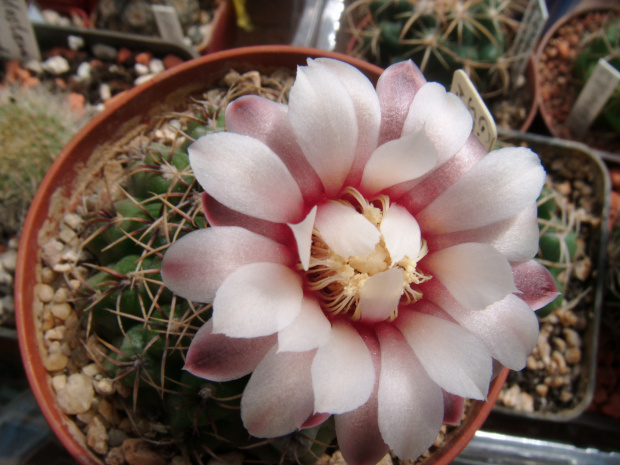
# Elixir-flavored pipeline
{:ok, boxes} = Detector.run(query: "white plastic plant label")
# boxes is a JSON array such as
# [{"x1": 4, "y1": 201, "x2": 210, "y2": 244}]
[
  {"x1": 152, "y1": 5, "x2": 186, "y2": 45},
  {"x1": 567, "y1": 58, "x2": 620, "y2": 138},
  {"x1": 509, "y1": 0, "x2": 548, "y2": 87},
  {"x1": 450, "y1": 69, "x2": 497, "y2": 152},
  {"x1": 0, "y1": 0, "x2": 41, "y2": 61}
]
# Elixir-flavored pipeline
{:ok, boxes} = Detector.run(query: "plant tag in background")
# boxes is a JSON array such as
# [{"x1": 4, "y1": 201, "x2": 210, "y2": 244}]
[
  {"x1": 0, "y1": 0, "x2": 41, "y2": 61},
  {"x1": 509, "y1": 0, "x2": 548, "y2": 88},
  {"x1": 152, "y1": 5, "x2": 186, "y2": 46},
  {"x1": 451, "y1": 70, "x2": 497, "y2": 152},
  {"x1": 567, "y1": 59, "x2": 620, "y2": 139}
]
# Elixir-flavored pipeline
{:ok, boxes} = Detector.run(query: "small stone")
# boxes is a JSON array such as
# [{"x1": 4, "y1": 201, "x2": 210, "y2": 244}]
[
  {"x1": 40, "y1": 267, "x2": 56, "y2": 284},
  {"x1": 134, "y1": 74, "x2": 155, "y2": 86},
  {"x1": 0, "y1": 249, "x2": 17, "y2": 272},
  {"x1": 565, "y1": 347, "x2": 581, "y2": 365},
  {"x1": 44, "y1": 352, "x2": 68, "y2": 371},
  {"x1": 134, "y1": 63, "x2": 150, "y2": 76},
  {"x1": 535, "y1": 384, "x2": 548, "y2": 397},
  {"x1": 67, "y1": 92, "x2": 85, "y2": 117},
  {"x1": 108, "y1": 429, "x2": 128, "y2": 447},
  {"x1": 557, "y1": 39, "x2": 570, "y2": 59},
  {"x1": 98, "y1": 398, "x2": 115, "y2": 424},
  {"x1": 50, "y1": 302, "x2": 72, "y2": 320},
  {"x1": 42, "y1": 56, "x2": 70, "y2": 75},
  {"x1": 68, "y1": 34, "x2": 85, "y2": 50},
  {"x1": 134, "y1": 52, "x2": 152, "y2": 66},
  {"x1": 94, "y1": 378, "x2": 116, "y2": 396},
  {"x1": 122, "y1": 438, "x2": 166, "y2": 465},
  {"x1": 45, "y1": 326, "x2": 67, "y2": 342},
  {"x1": 117, "y1": 47, "x2": 133, "y2": 64},
  {"x1": 82, "y1": 363, "x2": 101, "y2": 378},
  {"x1": 52, "y1": 374, "x2": 67, "y2": 393},
  {"x1": 35, "y1": 283, "x2": 55, "y2": 303},
  {"x1": 162, "y1": 54, "x2": 184, "y2": 69},
  {"x1": 100, "y1": 83, "x2": 112, "y2": 101},
  {"x1": 87, "y1": 416, "x2": 109, "y2": 455},
  {"x1": 92, "y1": 43, "x2": 118, "y2": 61},
  {"x1": 76, "y1": 61, "x2": 92, "y2": 82},
  {"x1": 149, "y1": 58, "x2": 164, "y2": 74},
  {"x1": 23, "y1": 59, "x2": 43, "y2": 75},
  {"x1": 57, "y1": 373, "x2": 95, "y2": 415},
  {"x1": 77, "y1": 410, "x2": 96, "y2": 424},
  {"x1": 563, "y1": 328, "x2": 581, "y2": 347},
  {"x1": 105, "y1": 446, "x2": 125, "y2": 465}
]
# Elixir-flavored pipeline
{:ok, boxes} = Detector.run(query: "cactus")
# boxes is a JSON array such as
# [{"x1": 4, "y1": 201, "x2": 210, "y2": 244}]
[
  {"x1": 0, "y1": 86, "x2": 83, "y2": 238},
  {"x1": 345, "y1": 0, "x2": 528, "y2": 97},
  {"x1": 574, "y1": 17, "x2": 620, "y2": 133}
]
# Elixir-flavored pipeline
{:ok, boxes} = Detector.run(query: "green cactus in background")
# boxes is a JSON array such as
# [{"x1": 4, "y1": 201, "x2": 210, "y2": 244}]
[
  {"x1": 535, "y1": 184, "x2": 580, "y2": 318},
  {"x1": 0, "y1": 86, "x2": 83, "y2": 239},
  {"x1": 574, "y1": 17, "x2": 620, "y2": 133},
  {"x1": 345, "y1": 0, "x2": 528, "y2": 97}
]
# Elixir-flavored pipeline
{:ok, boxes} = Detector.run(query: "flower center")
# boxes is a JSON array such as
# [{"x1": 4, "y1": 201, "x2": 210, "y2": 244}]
[{"x1": 305, "y1": 187, "x2": 431, "y2": 321}]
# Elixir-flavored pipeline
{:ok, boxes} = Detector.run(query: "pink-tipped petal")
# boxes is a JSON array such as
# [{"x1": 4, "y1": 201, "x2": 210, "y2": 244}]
[
  {"x1": 442, "y1": 391, "x2": 465, "y2": 425},
  {"x1": 427, "y1": 204, "x2": 539, "y2": 262},
  {"x1": 288, "y1": 206, "x2": 317, "y2": 271},
  {"x1": 288, "y1": 64, "x2": 358, "y2": 197},
  {"x1": 278, "y1": 297, "x2": 331, "y2": 352},
  {"x1": 423, "y1": 243, "x2": 518, "y2": 311},
  {"x1": 315, "y1": 202, "x2": 380, "y2": 258},
  {"x1": 402, "y1": 82, "x2": 472, "y2": 164},
  {"x1": 424, "y1": 281, "x2": 539, "y2": 370},
  {"x1": 380, "y1": 205, "x2": 422, "y2": 265},
  {"x1": 241, "y1": 347, "x2": 316, "y2": 437},
  {"x1": 212, "y1": 262, "x2": 303, "y2": 338},
  {"x1": 359, "y1": 267, "x2": 405, "y2": 323},
  {"x1": 312, "y1": 319, "x2": 375, "y2": 414},
  {"x1": 202, "y1": 193, "x2": 294, "y2": 246},
  {"x1": 376, "y1": 324, "x2": 443, "y2": 460},
  {"x1": 310, "y1": 58, "x2": 381, "y2": 187},
  {"x1": 376, "y1": 60, "x2": 427, "y2": 145},
  {"x1": 512, "y1": 260, "x2": 560, "y2": 310},
  {"x1": 161, "y1": 227, "x2": 294, "y2": 303},
  {"x1": 335, "y1": 331, "x2": 389, "y2": 465},
  {"x1": 416, "y1": 147, "x2": 545, "y2": 234},
  {"x1": 359, "y1": 129, "x2": 438, "y2": 196},
  {"x1": 189, "y1": 132, "x2": 304, "y2": 223},
  {"x1": 300, "y1": 412, "x2": 330, "y2": 429},
  {"x1": 185, "y1": 319, "x2": 276, "y2": 381},
  {"x1": 396, "y1": 311, "x2": 492, "y2": 399},
  {"x1": 225, "y1": 96, "x2": 324, "y2": 205}
]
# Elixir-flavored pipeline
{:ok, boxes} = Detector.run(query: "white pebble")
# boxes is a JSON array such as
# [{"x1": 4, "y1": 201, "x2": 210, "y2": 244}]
[
  {"x1": 63, "y1": 213, "x2": 83, "y2": 230},
  {"x1": 67, "y1": 34, "x2": 85, "y2": 50},
  {"x1": 24, "y1": 59, "x2": 43, "y2": 74},
  {"x1": 0, "y1": 249, "x2": 17, "y2": 273},
  {"x1": 149, "y1": 58, "x2": 164, "y2": 74},
  {"x1": 42, "y1": 56, "x2": 70, "y2": 75},
  {"x1": 134, "y1": 74, "x2": 155, "y2": 86},
  {"x1": 35, "y1": 283, "x2": 54, "y2": 303},
  {"x1": 82, "y1": 363, "x2": 101, "y2": 378},
  {"x1": 134, "y1": 63, "x2": 150, "y2": 76},
  {"x1": 92, "y1": 43, "x2": 117, "y2": 61},
  {"x1": 52, "y1": 374, "x2": 67, "y2": 393},
  {"x1": 99, "y1": 83, "x2": 112, "y2": 101},
  {"x1": 57, "y1": 374, "x2": 95, "y2": 415},
  {"x1": 75, "y1": 61, "x2": 91, "y2": 82}
]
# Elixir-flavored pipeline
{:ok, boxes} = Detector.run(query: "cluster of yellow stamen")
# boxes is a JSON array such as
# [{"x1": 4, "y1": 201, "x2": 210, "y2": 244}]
[{"x1": 305, "y1": 187, "x2": 431, "y2": 321}]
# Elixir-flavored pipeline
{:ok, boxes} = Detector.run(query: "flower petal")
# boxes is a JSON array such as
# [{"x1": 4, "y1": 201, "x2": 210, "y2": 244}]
[
  {"x1": 288, "y1": 206, "x2": 317, "y2": 271},
  {"x1": 189, "y1": 132, "x2": 304, "y2": 223},
  {"x1": 278, "y1": 297, "x2": 331, "y2": 353},
  {"x1": 427, "y1": 204, "x2": 539, "y2": 262},
  {"x1": 335, "y1": 330, "x2": 389, "y2": 465},
  {"x1": 423, "y1": 243, "x2": 518, "y2": 311},
  {"x1": 416, "y1": 147, "x2": 545, "y2": 234},
  {"x1": 359, "y1": 267, "x2": 405, "y2": 323},
  {"x1": 312, "y1": 319, "x2": 375, "y2": 414},
  {"x1": 161, "y1": 227, "x2": 294, "y2": 303},
  {"x1": 185, "y1": 319, "x2": 276, "y2": 381},
  {"x1": 402, "y1": 82, "x2": 472, "y2": 164},
  {"x1": 376, "y1": 60, "x2": 427, "y2": 145},
  {"x1": 315, "y1": 202, "x2": 380, "y2": 257},
  {"x1": 424, "y1": 281, "x2": 539, "y2": 370},
  {"x1": 376, "y1": 324, "x2": 443, "y2": 460},
  {"x1": 380, "y1": 205, "x2": 422, "y2": 265},
  {"x1": 310, "y1": 58, "x2": 381, "y2": 187},
  {"x1": 289, "y1": 64, "x2": 358, "y2": 197},
  {"x1": 241, "y1": 347, "x2": 316, "y2": 437},
  {"x1": 512, "y1": 260, "x2": 560, "y2": 310},
  {"x1": 225, "y1": 95, "x2": 324, "y2": 205},
  {"x1": 212, "y1": 262, "x2": 303, "y2": 338},
  {"x1": 396, "y1": 311, "x2": 492, "y2": 399},
  {"x1": 359, "y1": 129, "x2": 438, "y2": 196},
  {"x1": 442, "y1": 391, "x2": 465, "y2": 425}
]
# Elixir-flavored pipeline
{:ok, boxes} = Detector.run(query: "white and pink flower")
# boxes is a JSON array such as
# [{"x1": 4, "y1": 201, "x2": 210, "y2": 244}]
[{"x1": 161, "y1": 58, "x2": 558, "y2": 464}]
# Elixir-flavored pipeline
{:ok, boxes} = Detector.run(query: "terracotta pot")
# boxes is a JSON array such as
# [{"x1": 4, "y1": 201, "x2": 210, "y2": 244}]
[
  {"x1": 15, "y1": 45, "x2": 507, "y2": 465},
  {"x1": 536, "y1": 5, "x2": 620, "y2": 153}
]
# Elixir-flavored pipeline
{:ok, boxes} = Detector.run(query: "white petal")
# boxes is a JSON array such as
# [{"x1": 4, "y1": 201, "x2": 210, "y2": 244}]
[
  {"x1": 424, "y1": 243, "x2": 518, "y2": 311},
  {"x1": 241, "y1": 347, "x2": 315, "y2": 437},
  {"x1": 312, "y1": 319, "x2": 375, "y2": 414},
  {"x1": 376, "y1": 324, "x2": 443, "y2": 460},
  {"x1": 359, "y1": 268, "x2": 404, "y2": 323},
  {"x1": 161, "y1": 227, "x2": 294, "y2": 303},
  {"x1": 212, "y1": 262, "x2": 303, "y2": 338},
  {"x1": 396, "y1": 312, "x2": 492, "y2": 399},
  {"x1": 278, "y1": 297, "x2": 331, "y2": 352},
  {"x1": 189, "y1": 132, "x2": 304, "y2": 223},
  {"x1": 402, "y1": 82, "x2": 472, "y2": 164},
  {"x1": 315, "y1": 202, "x2": 380, "y2": 258},
  {"x1": 289, "y1": 64, "x2": 358, "y2": 197},
  {"x1": 417, "y1": 147, "x2": 545, "y2": 234},
  {"x1": 380, "y1": 205, "x2": 422, "y2": 265},
  {"x1": 288, "y1": 206, "x2": 317, "y2": 271},
  {"x1": 359, "y1": 129, "x2": 438, "y2": 196},
  {"x1": 310, "y1": 58, "x2": 381, "y2": 186}
]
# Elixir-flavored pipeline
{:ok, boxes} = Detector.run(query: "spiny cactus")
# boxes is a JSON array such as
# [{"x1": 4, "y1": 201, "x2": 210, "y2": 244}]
[
  {"x1": 345, "y1": 0, "x2": 527, "y2": 97},
  {"x1": 0, "y1": 86, "x2": 83, "y2": 238},
  {"x1": 574, "y1": 16, "x2": 620, "y2": 133}
]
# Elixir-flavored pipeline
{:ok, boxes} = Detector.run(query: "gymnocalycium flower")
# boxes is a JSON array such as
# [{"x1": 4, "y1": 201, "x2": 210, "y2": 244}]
[{"x1": 161, "y1": 58, "x2": 558, "y2": 464}]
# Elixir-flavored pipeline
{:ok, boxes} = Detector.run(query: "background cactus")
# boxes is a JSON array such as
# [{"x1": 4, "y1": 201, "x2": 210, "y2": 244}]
[{"x1": 345, "y1": 0, "x2": 528, "y2": 97}]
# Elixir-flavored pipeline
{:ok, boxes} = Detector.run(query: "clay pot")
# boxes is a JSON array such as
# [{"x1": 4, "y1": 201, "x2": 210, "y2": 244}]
[{"x1": 15, "y1": 45, "x2": 507, "y2": 465}]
